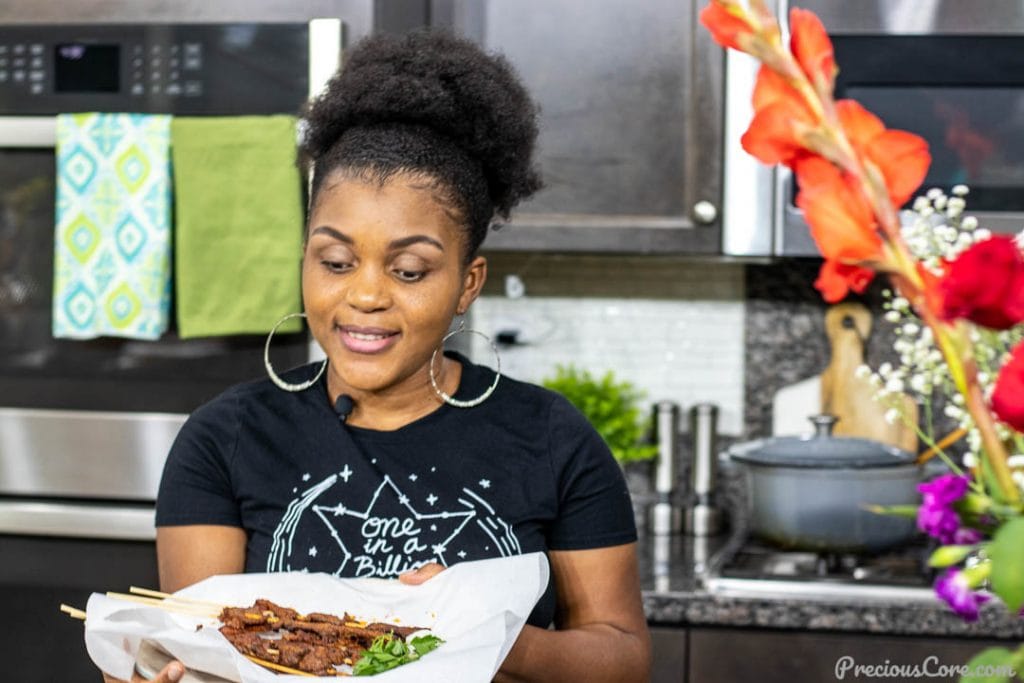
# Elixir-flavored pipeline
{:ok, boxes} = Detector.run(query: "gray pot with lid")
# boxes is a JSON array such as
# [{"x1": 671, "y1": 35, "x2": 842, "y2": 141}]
[{"x1": 724, "y1": 415, "x2": 920, "y2": 553}]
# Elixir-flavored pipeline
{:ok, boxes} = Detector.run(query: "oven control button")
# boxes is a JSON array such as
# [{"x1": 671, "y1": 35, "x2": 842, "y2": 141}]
[
  {"x1": 30, "y1": 43, "x2": 43, "y2": 55},
  {"x1": 184, "y1": 42, "x2": 201, "y2": 56},
  {"x1": 13, "y1": 56, "x2": 25, "y2": 68},
  {"x1": 13, "y1": 69, "x2": 25, "y2": 82},
  {"x1": 30, "y1": 82, "x2": 43, "y2": 94},
  {"x1": 0, "y1": 45, "x2": 7, "y2": 55},
  {"x1": 30, "y1": 56, "x2": 42, "y2": 69},
  {"x1": 0, "y1": 57, "x2": 6, "y2": 68},
  {"x1": 184, "y1": 80, "x2": 202, "y2": 96},
  {"x1": 131, "y1": 83, "x2": 144, "y2": 95},
  {"x1": 13, "y1": 44, "x2": 25, "y2": 55},
  {"x1": 0, "y1": 71, "x2": 8, "y2": 83},
  {"x1": 165, "y1": 83, "x2": 181, "y2": 96},
  {"x1": 29, "y1": 70, "x2": 43, "y2": 82},
  {"x1": 184, "y1": 56, "x2": 201, "y2": 70}
]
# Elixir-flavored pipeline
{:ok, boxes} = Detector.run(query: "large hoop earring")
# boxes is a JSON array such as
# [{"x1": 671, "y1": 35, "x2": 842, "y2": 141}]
[
  {"x1": 430, "y1": 319, "x2": 500, "y2": 408},
  {"x1": 265, "y1": 312, "x2": 326, "y2": 392}
]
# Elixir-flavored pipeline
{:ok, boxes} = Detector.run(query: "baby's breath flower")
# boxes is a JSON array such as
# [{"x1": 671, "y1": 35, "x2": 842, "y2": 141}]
[
  {"x1": 1014, "y1": 471, "x2": 1024, "y2": 493},
  {"x1": 1007, "y1": 455, "x2": 1024, "y2": 469},
  {"x1": 926, "y1": 188, "x2": 943, "y2": 200},
  {"x1": 884, "y1": 408, "x2": 901, "y2": 425},
  {"x1": 961, "y1": 216, "x2": 979, "y2": 230},
  {"x1": 884, "y1": 310, "x2": 901, "y2": 323},
  {"x1": 975, "y1": 228, "x2": 992, "y2": 241},
  {"x1": 854, "y1": 364, "x2": 872, "y2": 380},
  {"x1": 902, "y1": 322, "x2": 920, "y2": 335},
  {"x1": 962, "y1": 452, "x2": 979, "y2": 469},
  {"x1": 878, "y1": 362, "x2": 893, "y2": 378},
  {"x1": 944, "y1": 404, "x2": 963, "y2": 419},
  {"x1": 885, "y1": 377, "x2": 905, "y2": 393},
  {"x1": 952, "y1": 184, "x2": 969, "y2": 197}
]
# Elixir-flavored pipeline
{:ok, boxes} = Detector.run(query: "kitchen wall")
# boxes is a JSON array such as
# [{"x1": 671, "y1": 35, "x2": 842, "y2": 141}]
[{"x1": 469, "y1": 253, "x2": 746, "y2": 436}]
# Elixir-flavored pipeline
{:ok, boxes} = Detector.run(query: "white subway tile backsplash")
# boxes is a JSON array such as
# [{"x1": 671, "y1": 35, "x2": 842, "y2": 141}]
[{"x1": 466, "y1": 264, "x2": 746, "y2": 434}]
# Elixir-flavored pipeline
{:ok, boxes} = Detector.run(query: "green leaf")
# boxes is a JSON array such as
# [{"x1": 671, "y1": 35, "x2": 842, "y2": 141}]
[
  {"x1": 352, "y1": 633, "x2": 445, "y2": 676},
  {"x1": 959, "y1": 647, "x2": 1020, "y2": 683},
  {"x1": 862, "y1": 504, "x2": 919, "y2": 518},
  {"x1": 988, "y1": 517, "x2": 1024, "y2": 612}
]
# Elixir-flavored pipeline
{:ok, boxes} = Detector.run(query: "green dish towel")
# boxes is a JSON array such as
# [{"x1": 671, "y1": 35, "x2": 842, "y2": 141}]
[{"x1": 172, "y1": 116, "x2": 304, "y2": 338}]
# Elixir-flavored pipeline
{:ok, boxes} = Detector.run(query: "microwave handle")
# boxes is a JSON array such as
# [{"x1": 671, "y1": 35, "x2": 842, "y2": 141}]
[{"x1": 0, "y1": 116, "x2": 56, "y2": 147}]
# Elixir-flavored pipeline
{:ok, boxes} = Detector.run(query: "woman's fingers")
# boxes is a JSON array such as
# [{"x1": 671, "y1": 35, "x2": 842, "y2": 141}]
[
  {"x1": 398, "y1": 562, "x2": 445, "y2": 585},
  {"x1": 148, "y1": 661, "x2": 186, "y2": 682}
]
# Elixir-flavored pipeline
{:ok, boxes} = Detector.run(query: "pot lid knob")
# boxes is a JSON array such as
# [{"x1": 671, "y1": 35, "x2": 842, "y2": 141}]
[{"x1": 808, "y1": 414, "x2": 839, "y2": 437}]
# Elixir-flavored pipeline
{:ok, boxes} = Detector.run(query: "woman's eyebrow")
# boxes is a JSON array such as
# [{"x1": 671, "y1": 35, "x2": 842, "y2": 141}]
[
  {"x1": 389, "y1": 234, "x2": 444, "y2": 252},
  {"x1": 310, "y1": 226, "x2": 353, "y2": 243}
]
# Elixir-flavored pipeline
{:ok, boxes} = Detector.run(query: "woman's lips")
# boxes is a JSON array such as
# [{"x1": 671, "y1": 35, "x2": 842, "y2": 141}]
[{"x1": 337, "y1": 325, "x2": 400, "y2": 354}]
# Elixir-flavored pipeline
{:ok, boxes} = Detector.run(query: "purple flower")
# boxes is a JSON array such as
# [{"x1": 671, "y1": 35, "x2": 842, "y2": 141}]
[
  {"x1": 935, "y1": 568, "x2": 990, "y2": 622},
  {"x1": 917, "y1": 474, "x2": 976, "y2": 544},
  {"x1": 918, "y1": 474, "x2": 970, "y2": 505}
]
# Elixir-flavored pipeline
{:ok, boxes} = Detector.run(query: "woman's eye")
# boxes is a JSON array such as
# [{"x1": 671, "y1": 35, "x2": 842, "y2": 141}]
[
  {"x1": 321, "y1": 260, "x2": 352, "y2": 274},
  {"x1": 394, "y1": 269, "x2": 426, "y2": 283}
]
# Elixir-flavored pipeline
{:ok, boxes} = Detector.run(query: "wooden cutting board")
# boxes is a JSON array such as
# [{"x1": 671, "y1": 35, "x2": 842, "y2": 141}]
[{"x1": 772, "y1": 302, "x2": 918, "y2": 453}]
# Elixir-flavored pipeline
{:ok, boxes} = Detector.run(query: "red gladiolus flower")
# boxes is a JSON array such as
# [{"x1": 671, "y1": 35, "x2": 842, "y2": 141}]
[
  {"x1": 992, "y1": 341, "x2": 1024, "y2": 431},
  {"x1": 940, "y1": 236, "x2": 1024, "y2": 330},
  {"x1": 741, "y1": 66, "x2": 817, "y2": 166},
  {"x1": 795, "y1": 157, "x2": 883, "y2": 302},
  {"x1": 836, "y1": 100, "x2": 930, "y2": 207},
  {"x1": 789, "y1": 8, "x2": 836, "y2": 93},
  {"x1": 814, "y1": 260, "x2": 875, "y2": 302},
  {"x1": 699, "y1": 2, "x2": 755, "y2": 52}
]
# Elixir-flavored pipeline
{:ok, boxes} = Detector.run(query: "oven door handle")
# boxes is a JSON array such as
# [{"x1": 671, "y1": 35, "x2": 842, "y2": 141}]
[
  {"x1": 0, "y1": 116, "x2": 57, "y2": 147},
  {"x1": 0, "y1": 500, "x2": 155, "y2": 540}
]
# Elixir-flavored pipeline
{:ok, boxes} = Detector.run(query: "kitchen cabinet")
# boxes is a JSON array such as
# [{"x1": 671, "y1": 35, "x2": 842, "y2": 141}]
[
  {"x1": 650, "y1": 626, "x2": 688, "y2": 683},
  {"x1": 432, "y1": 0, "x2": 723, "y2": 254},
  {"x1": 687, "y1": 626, "x2": 1015, "y2": 683}
]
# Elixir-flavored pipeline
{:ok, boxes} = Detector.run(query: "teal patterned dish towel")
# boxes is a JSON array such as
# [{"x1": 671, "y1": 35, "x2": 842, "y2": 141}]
[{"x1": 53, "y1": 113, "x2": 172, "y2": 340}]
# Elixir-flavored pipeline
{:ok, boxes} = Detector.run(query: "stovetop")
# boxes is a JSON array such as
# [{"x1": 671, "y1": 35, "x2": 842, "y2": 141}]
[{"x1": 701, "y1": 539, "x2": 940, "y2": 602}]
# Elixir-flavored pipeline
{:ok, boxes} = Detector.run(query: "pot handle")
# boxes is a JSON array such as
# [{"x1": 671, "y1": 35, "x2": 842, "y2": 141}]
[{"x1": 808, "y1": 414, "x2": 839, "y2": 437}]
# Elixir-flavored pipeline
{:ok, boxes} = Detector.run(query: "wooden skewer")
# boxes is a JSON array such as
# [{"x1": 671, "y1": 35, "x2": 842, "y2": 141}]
[
  {"x1": 243, "y1": 655, "x2": 344, "y2": 677},
  {"x1": 60, "y1": 603, "x2": 87, "y2": 620},
  {"x1": 916, "y1": 427, "x2": 969, "y2": 464},
  {"x1": 128, "y1": 586, "x2": 226, "y2": 609},
  {"x1": 106, "y1": 592, "x2": 220, "y2": 618}
]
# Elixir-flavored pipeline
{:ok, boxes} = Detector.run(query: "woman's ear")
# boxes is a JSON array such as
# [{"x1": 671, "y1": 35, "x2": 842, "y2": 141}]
[{"x1": 456, "y1": 256, "x2": 488, "y2": 315}]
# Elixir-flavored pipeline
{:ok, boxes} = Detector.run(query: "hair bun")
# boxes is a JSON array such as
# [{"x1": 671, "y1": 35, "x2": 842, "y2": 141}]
[{"x1": 301, "y1": 29, "x2": 542, "y2": 218}]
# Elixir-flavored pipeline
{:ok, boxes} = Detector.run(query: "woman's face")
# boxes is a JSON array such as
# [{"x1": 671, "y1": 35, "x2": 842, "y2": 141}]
[{"x1": 302, "y1": 171, "x2": 486, "y2": 399}]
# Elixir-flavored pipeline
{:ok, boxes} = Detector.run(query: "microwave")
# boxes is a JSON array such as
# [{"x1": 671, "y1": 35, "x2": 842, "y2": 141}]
[{"x1": 722, "y1": 0, "x2": 1024, "y2": 257}]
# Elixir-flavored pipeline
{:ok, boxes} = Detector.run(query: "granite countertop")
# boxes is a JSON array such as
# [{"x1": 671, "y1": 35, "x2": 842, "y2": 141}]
[{"x1": 637, "y1": 532, "x2": 1024, "y2": 640}]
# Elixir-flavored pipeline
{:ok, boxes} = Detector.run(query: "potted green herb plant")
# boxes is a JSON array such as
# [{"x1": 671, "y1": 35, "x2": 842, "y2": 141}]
[{"x1": 541, "y1": 365, "x2": 658, "y2": 464}]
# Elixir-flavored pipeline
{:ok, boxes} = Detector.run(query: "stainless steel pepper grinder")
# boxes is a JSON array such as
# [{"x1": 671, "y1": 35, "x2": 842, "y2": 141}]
[
  {"x1": 648, "y1": 401, "x2": 682, "y2": 535},
  {"x1": 685, "y1": 402, "x2": 723, "y2": 536}
]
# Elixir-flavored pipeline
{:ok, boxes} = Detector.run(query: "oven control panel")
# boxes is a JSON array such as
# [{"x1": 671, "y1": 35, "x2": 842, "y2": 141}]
[{"x1": 0, "y1": 23, "x2": 309, "y2": 115}]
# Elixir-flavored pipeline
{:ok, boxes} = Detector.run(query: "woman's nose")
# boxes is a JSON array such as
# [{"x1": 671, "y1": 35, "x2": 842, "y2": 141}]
[{"x1": 344, "y1": 265, "x2": 391, "y2": 312}]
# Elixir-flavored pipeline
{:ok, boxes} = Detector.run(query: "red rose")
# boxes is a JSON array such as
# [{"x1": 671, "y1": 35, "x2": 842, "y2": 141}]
[
  {"x1": 940, "y1": 236, "x2": 1024, "y2": 330},
  {"x1": 992, "y1": 341, "x2": 1024, "y2": 431}
]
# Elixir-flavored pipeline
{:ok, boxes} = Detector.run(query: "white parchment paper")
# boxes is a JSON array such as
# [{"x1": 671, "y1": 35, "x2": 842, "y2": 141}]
[{"x1": 85, "y1": 552, "x2": 549, "y2": 682}]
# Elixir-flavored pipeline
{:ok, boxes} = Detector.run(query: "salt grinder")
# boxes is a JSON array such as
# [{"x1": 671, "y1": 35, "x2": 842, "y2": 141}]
[
  {"x1": 648, "y1": 401, "x2": 682, "y2": 535},
  {"x1": 685, "y1": 402, "x2": 723, "y2": 536}
]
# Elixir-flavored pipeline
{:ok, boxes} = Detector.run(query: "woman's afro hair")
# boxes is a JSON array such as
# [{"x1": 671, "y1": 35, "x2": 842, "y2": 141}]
[{"x1": 299, "y1": 29, "x2": 542, "y2": 257}]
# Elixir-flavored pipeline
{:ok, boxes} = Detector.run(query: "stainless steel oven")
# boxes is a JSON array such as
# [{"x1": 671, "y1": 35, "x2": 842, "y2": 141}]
[
  {"x1": 0, "y1": 9, "x2": 351, "y2": 680},
  {"x1": 721, "y1": 0, "x2": 1024, "y2": 257}
]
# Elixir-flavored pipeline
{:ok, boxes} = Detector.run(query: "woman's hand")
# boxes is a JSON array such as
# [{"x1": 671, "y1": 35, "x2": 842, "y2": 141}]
[
  {"x1": 102, "y1": 660, "x2": 185, "y2": 683},
  {"x1": 398, "y1": 562, "x2": 445, "y2": 585}
]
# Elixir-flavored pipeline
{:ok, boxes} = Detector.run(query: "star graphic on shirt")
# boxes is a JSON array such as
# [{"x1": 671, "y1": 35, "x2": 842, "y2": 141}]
[
  {"x1": 302, "y1": 473, "x2": 311, "y2": 482},
  {"x1": 339, "y1": 465, "x2": 353, "y2": 482},
  {"x1": 309, "y1": 546, "x2": 318, "y2": 557},
  {"x1": 310, "y1": 476, "x2": 475, "y2": 575},
  {"x1": 479, "y1": 479, "x2": 491, "y2": 489},
  {"x1": 430, "y1": 467, "x2": 436, "y2": 472},
  {"x1": 409, "y1": 474, "x2": 418, "y2": 482},
  {"x1": 426, "y1": 494, "x2": 438, "y2": 506},
  {"x1": 457, "y1": 550, "x2": 467, "y2": 559}
]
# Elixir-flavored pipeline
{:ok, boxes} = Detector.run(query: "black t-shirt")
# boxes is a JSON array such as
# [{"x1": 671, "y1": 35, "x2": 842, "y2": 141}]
[{"x1": 156, "y1": 352, "x2": 637, "y2": 627}]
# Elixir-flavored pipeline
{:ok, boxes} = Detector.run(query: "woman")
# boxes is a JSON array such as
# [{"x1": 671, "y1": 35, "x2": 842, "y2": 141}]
[{"x1": 106, "y1": 29, "x2": 649, "y2": 683}]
